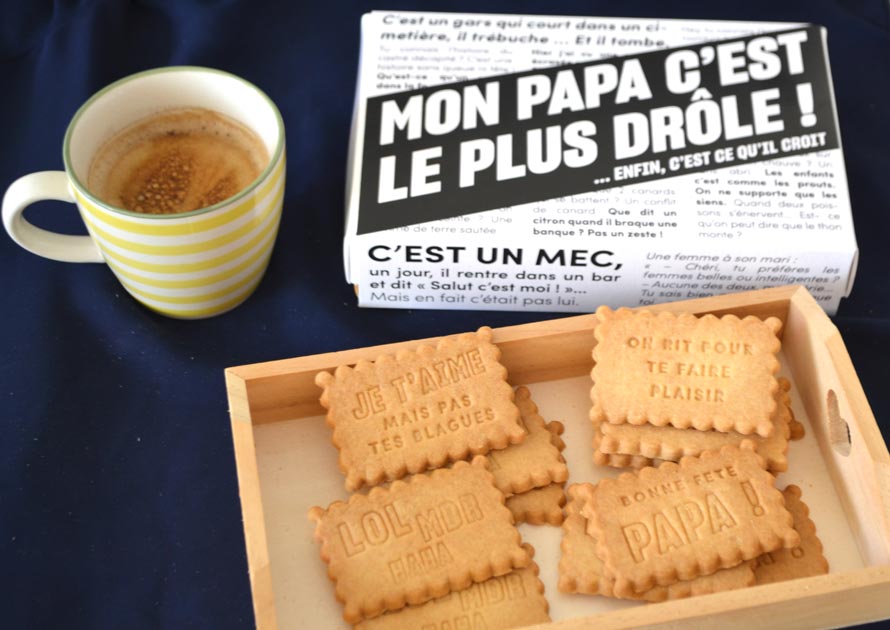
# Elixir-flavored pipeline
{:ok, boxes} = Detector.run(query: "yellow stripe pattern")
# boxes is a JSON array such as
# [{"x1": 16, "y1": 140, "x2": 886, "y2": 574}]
[{"x1": 74, "y1": 152, "x2": 285, "y2": 318}]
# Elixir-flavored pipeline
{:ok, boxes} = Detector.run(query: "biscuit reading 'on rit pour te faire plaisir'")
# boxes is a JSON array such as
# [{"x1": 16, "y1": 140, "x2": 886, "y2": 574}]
[
  {"x1": 308, "y1": 457, "x2": 531, "y2": 623},
  {"x1": 316, "y1": 326, "x2": 525, "y2": 491},
  {"x1": 581, "y1": 444, "x2": 799, "y2": 597},
  {"x1": 591, "y1": 307, "x2": 783, "y2": 437}
]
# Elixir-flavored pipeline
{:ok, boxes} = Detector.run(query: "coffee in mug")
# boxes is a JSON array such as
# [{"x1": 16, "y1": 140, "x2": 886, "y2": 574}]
[
  {"x1": 2, "y1": 67, "x2": 285, "y2": 319},
  {"x1": 87, "y1": 107, "x2": 269, "y2": 215}
]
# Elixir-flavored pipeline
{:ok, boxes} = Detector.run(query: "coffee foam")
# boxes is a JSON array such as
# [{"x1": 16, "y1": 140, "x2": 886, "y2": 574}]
[{"x1": 87, "y1": 108, "x2": 269, "y2": 214}]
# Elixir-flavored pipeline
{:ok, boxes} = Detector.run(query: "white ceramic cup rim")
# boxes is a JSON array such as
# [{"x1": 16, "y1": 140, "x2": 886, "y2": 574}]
[{"x1": 62, "y1": 66, "x2": 285, "y2": 220}]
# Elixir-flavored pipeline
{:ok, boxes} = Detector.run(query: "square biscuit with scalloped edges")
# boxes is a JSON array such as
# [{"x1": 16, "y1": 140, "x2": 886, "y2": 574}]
[
  {"x1": 598, "y1": 378, "x2": 793, "y2": 472},
  {"x1": 559, "y1": 483, "x2": 755, "y2": 601},
  {"x1": 486, "y1": 386, "x2": 568, "y2": 496},
  {"x1": 506, "y1": 420, "x2": 569, "y2": 525},
  {"x1": 506, "y1": 483, "x2": 567, "y2": 526},
  {"x1": 754, "y1": 485, "x2": 828, "y2": 584},
  {"x1": 592, "y1": 411, "x2": 664, "y2": 469},
  {"x1": 581, "y1": 444, "x2": 799, "y2": 597},
  {"x1": 308, "y1": 457, "x2": 530, "y2": 624},
  {"x1": 591, "y1": 307, "x2": 783, "y2": 437},
  {"x1": 316, "y1": 326, "x2": 524, "y2": 491}
]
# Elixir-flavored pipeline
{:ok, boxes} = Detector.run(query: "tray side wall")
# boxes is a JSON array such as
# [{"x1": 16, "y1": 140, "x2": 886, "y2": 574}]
[
  {"x1": 525, "y1": 567, "x2": 890, "y2": 629},
  {"x1": 226, "y1": 372, "x2": 279, "y2": 630},
  {"x1": 783, "y1": 290, "x2": 890, "y2": 566}
]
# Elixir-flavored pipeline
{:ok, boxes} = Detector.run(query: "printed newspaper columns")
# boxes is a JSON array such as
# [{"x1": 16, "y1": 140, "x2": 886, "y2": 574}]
[{"x1": 344, "y1": 12, "x2": 857, "y2": 313}]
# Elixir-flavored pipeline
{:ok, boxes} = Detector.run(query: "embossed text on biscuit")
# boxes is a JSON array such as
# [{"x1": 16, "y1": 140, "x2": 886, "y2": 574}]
[
  {"x1": 582, "y1": 446, "x2": 799, "y2": 595},
  {"x1": 591, "y1": 308, "x2": 782, "y2": 436},
  {"x1": 355, "y1": 556, "x2": 549, "y2": 630},
  {"x1": 309, "y1": 458, "x2": 530, "y2": 623},
  {"x1": 317, "y1": 327, "x2": 524, "y2": 489}
]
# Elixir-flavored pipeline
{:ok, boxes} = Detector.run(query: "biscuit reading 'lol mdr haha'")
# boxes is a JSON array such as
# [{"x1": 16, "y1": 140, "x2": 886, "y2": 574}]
[
  {"x1": 308, "y1": 457, "x2": 531, "y2": 623},
  {"x1": 559, "y1": 484, "x2": 755, "y2": 601},
  {"x1": 591, "y1": 307, "x2": 783, "y2": 437},
  {"x1": 356, "y1": 544, "x2": 550, "y2": 630},
  {"x1": 316, "y1": 327, "x2": 525, "y2": 490},
  {"x1": 581, "y1": 445, "x2": 799, "y2": 597}
]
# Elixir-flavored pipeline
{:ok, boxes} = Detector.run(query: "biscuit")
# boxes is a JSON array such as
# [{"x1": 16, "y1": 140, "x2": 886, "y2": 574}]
[
  {"x1": 316, "y1": 327, "x2": 525, "y2": 490},
  {"x1": 557, "y1": 484, "x2": 620, "y2": 597},
  {"x1": 308, "y1": 457, "x2": 531, "y2": 623},
  {"x1": 558, "y1": 484, "x2": 755, "y2": 601},
  {"x1": 593, "y1": 450, "x2": 663, "y2": 469},
  {"x1": 591, "y1": 307, "x2": 782, "y2": 437},
  {"x1": 598, "y1": 379, "x2": 792, "y2": 472},
  {"x1": 486, "y1": 387, "x2": 569, "y2": 496},
  {"x1": 754, "y1": 485, "x2": 828, "y2": 584},
  {"x1": 592, "y1": 413, "x2": 662, "y2": 469},
  {"x1": 356, "y1": 543, "x2": 550, "y2": 630},
  {"x1": 505, "y1": 418, "x2": 569, "y2": 525},
  {"x1": 582, "y1": 444, "x2": 799, "y2": 596},
  {"x1": 506, "y1": 483, "x2": 567, "y2": 525},
  {"x1": 548, "y1": 420, "x2": 566, "y2": 452},
  {"x1": 788, "y1": 406, "x2": 806, "y2": 441}
]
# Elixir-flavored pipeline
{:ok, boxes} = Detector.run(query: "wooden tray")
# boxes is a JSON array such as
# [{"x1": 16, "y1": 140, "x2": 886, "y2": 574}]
[{"x1": 225, "y1": 285, "x2": 890, "y2": 629}]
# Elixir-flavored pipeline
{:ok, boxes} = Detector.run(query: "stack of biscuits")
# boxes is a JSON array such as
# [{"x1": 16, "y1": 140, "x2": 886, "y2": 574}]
[
  {"x1": 560, "y1": 307, "x2": 828, "y2": 602},
  {"x1": 558, "y1": 449, "x2": 828, "y2": 601},
  {"x1": 590, "y1": 306, "x2": 800, "y2": 470},
  {"x1": 308, "y1": 327, "x2": 568, "y2": 627}
]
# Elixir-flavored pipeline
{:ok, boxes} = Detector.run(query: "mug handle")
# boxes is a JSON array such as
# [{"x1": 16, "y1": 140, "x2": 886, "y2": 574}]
[{"x1": 2, "y1": 171, "x2": 105, "y2": 263}]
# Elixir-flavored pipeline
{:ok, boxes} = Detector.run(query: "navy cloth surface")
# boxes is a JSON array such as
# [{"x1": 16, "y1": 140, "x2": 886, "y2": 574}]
[{"x1": 1, "y1": 1, "x2": 888, "y2": 628}]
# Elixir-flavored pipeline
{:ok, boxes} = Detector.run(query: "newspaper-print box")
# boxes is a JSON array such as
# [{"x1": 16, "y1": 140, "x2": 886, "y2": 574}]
[{"x1": 344, "y1": 12, "x2": 858, "y2": 313}]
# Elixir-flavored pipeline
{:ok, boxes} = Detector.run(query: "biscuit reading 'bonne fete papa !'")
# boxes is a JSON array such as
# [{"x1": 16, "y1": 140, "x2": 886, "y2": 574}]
[
  {"x1": 308, "y1": 457, "x2": 531, "y2": 623},
  {"x1": 581, "y1": 444, "x2": 799, "y2": 597},
  {"x1": 316, "y1": 327, "x2": 525, "y2": 491},
  {"x1": 591, "y1": 307, "x2": 783, "y2": 437},
  {"x1": 558, "y1": 484, "x2": 755, "y2": 601}
]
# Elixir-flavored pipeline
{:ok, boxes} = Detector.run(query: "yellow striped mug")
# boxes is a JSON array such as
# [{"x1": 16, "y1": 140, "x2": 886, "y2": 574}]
[{"x1": 2, "y1": 67, "x2": 285, "y2": 318}]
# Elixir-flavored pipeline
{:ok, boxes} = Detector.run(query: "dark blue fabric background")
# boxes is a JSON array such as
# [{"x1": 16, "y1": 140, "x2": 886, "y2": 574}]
[{"x1": 1, "y1": 1, "x2": 888, "y2": 628}]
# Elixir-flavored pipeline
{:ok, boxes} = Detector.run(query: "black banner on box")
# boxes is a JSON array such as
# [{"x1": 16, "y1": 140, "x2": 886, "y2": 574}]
[{"x1": 357, "y1": 25, "x2": 839, "y2": 235}]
